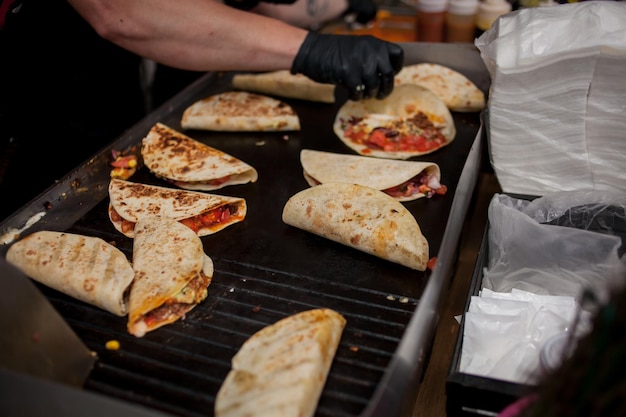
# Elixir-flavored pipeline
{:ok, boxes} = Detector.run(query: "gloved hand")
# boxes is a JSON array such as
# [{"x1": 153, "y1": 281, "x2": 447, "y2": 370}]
[
  {"x1": 291, "y1": 32, "x2": 404, "y2": 101},
  {"x1": 224, "y1": 0, "x2": 297, "y2": 11},
  {"x1": 344, "y1": 0, "x2": 379, "y2": 25}
]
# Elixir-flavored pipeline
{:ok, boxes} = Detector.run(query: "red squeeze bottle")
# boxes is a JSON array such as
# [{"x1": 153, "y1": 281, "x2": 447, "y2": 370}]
[{"x1": 416, "y1": 0, "x2": 448, "y2": 42}]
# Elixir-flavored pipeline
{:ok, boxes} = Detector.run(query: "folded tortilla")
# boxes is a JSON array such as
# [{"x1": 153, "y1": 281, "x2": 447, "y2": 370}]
[
  {"x1": 5, "y1": 231, "x2": 134, "y2": 316},
  {"x1": 181, "y1": 91, "x2": 301, "y2": 131},
  {"x1": 394, "y1": 63, "x2": 485, "y2": 112},
  {"x1": 300, "y1": 149, "x2": 446, "y2": 202},
  {"x1": 141, "y1": 123, "x2": 258, "y2": 191},
  {"x1": 128, "y1": 216, "x2": 214, "y2": 337},
  {"x1": 108, "y1": 178, "x2": 246, "y2": 238},
  {"x1": 282, "y1": 183, "x2": 429, "y2": 271},
  {"x1": 333, "y1": 84, "x2": 456, "y2": 160},
  {"x1": 215, "y1": 308, "x2": 346, "y2": 417},
  {"x1": 232, "y1": 70, "x2": 335, "y2": 103}
]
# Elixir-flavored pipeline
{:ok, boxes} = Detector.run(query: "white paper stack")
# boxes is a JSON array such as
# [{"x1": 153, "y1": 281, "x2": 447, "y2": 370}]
[
  {"x1": 459, "y1": 288, "x2": 583, "y2": 384},
  {"x1": 475, "y1": 2, "x2": 626, "y2": 196}
]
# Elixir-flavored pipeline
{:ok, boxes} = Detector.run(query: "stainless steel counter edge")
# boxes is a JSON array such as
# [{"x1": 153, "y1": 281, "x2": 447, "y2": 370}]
[{"x1": 361, "y1": 124, "x2": 484, "y2": 417}]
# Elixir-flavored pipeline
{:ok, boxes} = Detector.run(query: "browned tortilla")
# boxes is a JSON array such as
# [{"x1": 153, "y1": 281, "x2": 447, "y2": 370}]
[
  {"x1": 181, "y1": 91, "x2": 301, "y2": 131},
  {"x1": 282, "y1": 183, "x2": 429, "y2": 271},
  {"x1": 127, "y1": 216, "x2": 214, "y2": 337},
  {"x1": 215, "y1": 308, "x2": 346, "y2": 417},
  {"x1": 141, "y1": 123, "x2": 258, "y2": 191},
  {"x1": 6, "y1": 231, "x2": 135, "y2": 316}
]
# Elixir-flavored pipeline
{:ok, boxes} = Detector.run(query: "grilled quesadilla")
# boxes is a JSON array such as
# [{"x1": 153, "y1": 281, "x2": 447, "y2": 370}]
[
  {"x1": 300, "y1": 149, "x2": 447, "y2": 202},
  {"x1": 215, "y1": 308, "x2": 346, "y2": 417},
  {"x1": 108, "y1": 178, "x2": 246, "y2": 238},
  {"x1": 333, "y1": 84, "x2": 456, "y2": 160},
  {"x1": 232, "y1": 70, "x2": 335, "y2": 103},
  {"x1": 282, "y1": 183, "x2": 429, "y2": 271},
  {"x1": 141, "y1": 123, "x2": 258, "y2": 191},
  {"x1": 181, "y1": 91, "x2": 301, "y2": 131},
  {"x1": 6, "y1": 231, "x2": 134, "y2": 316},
  {"x1": 128, "y1": 216, "x2": 214, "y2": 338},
  {"x1": 395, "y1": 63, "x2": 485, "y2": 112}
]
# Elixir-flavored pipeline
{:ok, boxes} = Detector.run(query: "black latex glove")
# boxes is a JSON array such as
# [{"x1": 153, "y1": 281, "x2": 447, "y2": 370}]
[
  {"x1": 224, "y1": 0, "x2": 297, "y2": 11},
  {"x1": 344, "y1": 0, "x2": 378, "y2": 25},
  {"x1": 291, "y1": 32, "x2": 404, "y2": 101}
]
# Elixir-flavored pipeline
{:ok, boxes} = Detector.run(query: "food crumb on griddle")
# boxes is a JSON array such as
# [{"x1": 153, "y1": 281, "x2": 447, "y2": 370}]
[{"x1": 105, "y1": 340, "x2": 121, "y2": 350}]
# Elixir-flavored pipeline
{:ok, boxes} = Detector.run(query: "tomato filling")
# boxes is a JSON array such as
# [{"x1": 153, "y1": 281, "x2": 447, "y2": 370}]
[
  {"x1": 383, "y1": 172, "x2": 447, "y2": 199},
  {"x1": 341, "y1": 112, "x2": 447, "y2": 153},
  {"x1": 110, "y1": 203, "x2": 241, "y2": 235}
]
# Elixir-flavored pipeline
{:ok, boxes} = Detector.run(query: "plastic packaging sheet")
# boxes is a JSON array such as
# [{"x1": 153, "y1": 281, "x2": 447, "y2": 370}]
[
  {"x1": 460, "y1": 288, "x2": 582, "y2": 384},
  {"x1": 482, "y1": 192, "x2": 626, "y2": 304},
  {"x1": 475, "y1": 2, "x2": 626, "y2": 196},
  {"x1": 459, "y1": 190, "x2": 626, "y2": 384}
]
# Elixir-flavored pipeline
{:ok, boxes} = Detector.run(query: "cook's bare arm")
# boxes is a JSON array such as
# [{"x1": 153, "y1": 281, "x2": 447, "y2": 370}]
[
  {"x1": 251, "y1": 0, "x2": 349, "y2": 28},
  {"x1": 67, "y1": 0, "x2": 307, "y2": 71}
]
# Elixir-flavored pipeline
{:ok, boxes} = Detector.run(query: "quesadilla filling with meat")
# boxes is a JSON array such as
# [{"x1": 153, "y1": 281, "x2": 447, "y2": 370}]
[
  {"x1": 383, "y1": 172, "x2": 446, "y2": 198},
  {"x1": 339, "y1": 112, "x2": 448, "y2": 155},
  {"x1": 128, "y1": 216, "x2": 214, "y2": 337},
  {"x1": 131, "y1": 257, "x2": 212, "y2": 337},
  {"x1": 108, "y1": 178, "x2": 246, "y2": 238},
  {"x1": 300, "y1": 149, "x2": 447, "y2": 202},
  {"x1": 333, "y1": 84, "x2": 455, "y2": 160},
  {"x1": 109, "y1": 201, "x2": 244, "y2": 236}
]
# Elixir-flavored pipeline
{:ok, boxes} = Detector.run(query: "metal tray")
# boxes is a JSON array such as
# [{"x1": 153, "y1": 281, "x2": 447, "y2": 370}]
[{"x1": 0, "y1": 43, "x2": 489, "y2": 417}]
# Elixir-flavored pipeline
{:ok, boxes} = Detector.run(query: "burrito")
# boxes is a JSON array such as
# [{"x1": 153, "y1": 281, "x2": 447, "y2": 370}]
[
  {"x1": 5, "y1": 231, "x2": 135, "y2": 316},
  {"x1": 128, "y1": 216, "x2": 214, "y2": 337},
  {"x1": 108, "y1": 178, "x2": 247, "y2": 238},
  {"x1": 141, "y1": 123, "x2": 258, "y2": 191},
  {"x1": 282, "y1": 183, "x2": 429, "y2": 271},
  {"x1": 300, "y1": 149, "x2": 447, "y2": 202}
]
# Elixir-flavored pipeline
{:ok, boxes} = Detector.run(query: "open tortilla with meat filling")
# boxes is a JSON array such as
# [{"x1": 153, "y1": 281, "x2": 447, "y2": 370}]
[
  {"x1": 300, "y1": 149, "x2": 447, "y2": 202},
  {"x1": 333, "y1": 84, "x2": 456, "y2": 160},
  {"x1": 128, "y1": 216, "x2": 214, "y2": 338},
  {"x1": 5, "y1": 231, "x2": 135, "y2": 316},
  {"x1": 108, "y1": 178, "x2": 246, "y2": 238},
  {"x1": 282, "y1": 183, "x2": 429, "y2": 271},
  {"x1": 141, "y1": 123, "x2": 258, "y2": 191}
]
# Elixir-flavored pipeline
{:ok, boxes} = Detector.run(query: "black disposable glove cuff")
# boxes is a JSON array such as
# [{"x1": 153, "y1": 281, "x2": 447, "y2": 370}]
[{"x1": 290, "y1": 32, "x2": 319, "y2": 78}]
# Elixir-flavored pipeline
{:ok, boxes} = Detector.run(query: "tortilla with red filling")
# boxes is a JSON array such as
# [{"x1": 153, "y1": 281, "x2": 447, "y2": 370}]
[
  {"x1": 300, "y1": 149, "x2": 447, "y2": 202},
  {"x1": 333, "y1": 84, "x2": 456, "y2": 159},
  {"x1": 108, "y1": 178, "x2": 246, "y2": 238},
  {"x1": 128, "y1": 216, "x2": 214, "y2": 338}
]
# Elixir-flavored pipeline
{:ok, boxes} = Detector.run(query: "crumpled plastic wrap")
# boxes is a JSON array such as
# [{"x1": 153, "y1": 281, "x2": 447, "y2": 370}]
[
  {"x1": 482, "y1": 191, "x2": 626, "y2": 304},
  {"x1": 475, "y1": 2, "x2": 626, "y2": 196}
]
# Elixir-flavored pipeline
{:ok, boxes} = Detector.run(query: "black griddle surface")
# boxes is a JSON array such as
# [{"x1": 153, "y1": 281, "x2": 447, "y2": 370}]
[{"x1": 0, "y1": 44, "x2": 489, "y2": 417}]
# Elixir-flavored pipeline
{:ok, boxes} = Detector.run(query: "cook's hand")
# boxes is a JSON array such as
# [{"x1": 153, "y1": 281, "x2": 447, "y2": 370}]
[
  {"x1": 224, "y1": 0, "x2": 297, "y2": 11},
  {"x1": 291, "y1": 32, "x2": 404, "y2": 101},
  {"x1": 344, "y1": 0, "x2": 378, "y2": 25}
]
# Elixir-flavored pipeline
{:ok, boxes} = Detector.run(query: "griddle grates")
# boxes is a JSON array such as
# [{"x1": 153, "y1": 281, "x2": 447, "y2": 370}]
[{"x1": 42, "y1": 257, "x2": 417, "y2": 417}]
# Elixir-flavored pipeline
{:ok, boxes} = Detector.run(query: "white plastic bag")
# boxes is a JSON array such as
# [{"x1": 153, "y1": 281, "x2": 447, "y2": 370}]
[{"x1": 482, "y1": 192, "x2": 626, "y2": 303}]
